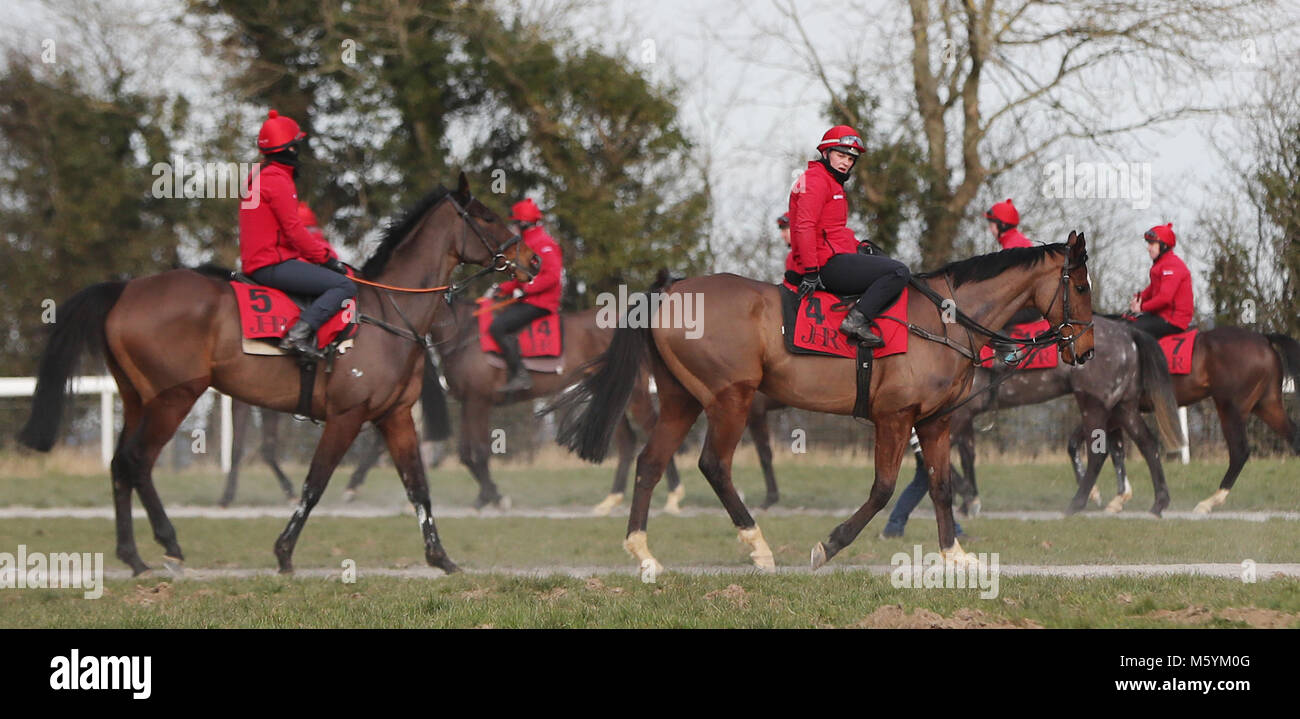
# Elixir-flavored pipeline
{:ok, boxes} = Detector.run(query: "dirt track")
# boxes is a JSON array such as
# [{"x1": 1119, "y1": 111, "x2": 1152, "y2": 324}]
[{"x1": 3, "y1": 505, "x2": 1296, "y2": 521}]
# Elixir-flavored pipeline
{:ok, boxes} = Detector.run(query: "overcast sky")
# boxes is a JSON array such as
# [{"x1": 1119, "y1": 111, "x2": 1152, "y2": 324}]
[{"x1": 7, "y1": 0, "x2": 1299, "y2": 312}]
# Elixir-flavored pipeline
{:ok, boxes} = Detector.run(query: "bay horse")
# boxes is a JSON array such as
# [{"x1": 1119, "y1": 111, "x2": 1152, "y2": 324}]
[
  {"x1": 1067, "y1": 326, "x2": 1300, "y2": 513},
  {"x1": 550, "y1": 233, "x2": 1095, "y2": 572},
  {"x1": 18, "y1": 174, "x2": 531, "y2": 575},
  {"x1": 340, "y1": 297, "x2": 684, "y2": 513},
  {"x1": 929, "y1": 316, "x2": 1183, "y2": 517}
]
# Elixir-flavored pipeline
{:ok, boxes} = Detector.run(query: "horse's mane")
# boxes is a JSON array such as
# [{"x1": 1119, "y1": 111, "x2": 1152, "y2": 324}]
[
  {"x1": 915, "y1": 243, "x2": 1072, "y2": 288},
  {"x1": 360, "y1": 186, "x2": 450, "y2": 279}
]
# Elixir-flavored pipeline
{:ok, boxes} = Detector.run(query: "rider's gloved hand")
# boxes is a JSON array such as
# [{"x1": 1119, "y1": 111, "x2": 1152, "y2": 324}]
[
  {"x1": 324, "y1": 257, "x2": 348, "y2": 275},
  {"x1": 511, "y1": 288, "x2": 525, "y2": 299},
  {"x1": 797, "y1": 270, "x2": 822, "y2": 296}
]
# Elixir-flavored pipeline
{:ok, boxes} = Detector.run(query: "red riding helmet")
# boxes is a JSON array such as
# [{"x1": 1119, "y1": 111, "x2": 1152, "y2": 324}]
[
  {"x1": 511, "y1": 198, "x2": 543, "y2": 224},
  {"x1": 816, "y1": 125, "x2": 865, "y2": 157},
  {"x1": 776, "y1": 213, "x2": 790, "y2": 229},
  {"x1": 1144, "y1": 223, "x2": 1176, "y2": 248},
  {"x1": 985, "y1": 198, "x2": 1019, "y2": 228},
  {"x1": 297, "y1": 202, "x2": 319, "y2": 228},
  {"x1": 257, "y1": 110, "x2": 306, "y2": 154}
]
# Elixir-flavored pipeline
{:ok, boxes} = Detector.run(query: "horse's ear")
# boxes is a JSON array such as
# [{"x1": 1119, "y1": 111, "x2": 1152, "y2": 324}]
[
  {"x1": 1066, "y1": 230, "x2": 1078, "y2": 247},
  {"x1": 455, "y1": 171, "x2": 471, "y2": 202}
]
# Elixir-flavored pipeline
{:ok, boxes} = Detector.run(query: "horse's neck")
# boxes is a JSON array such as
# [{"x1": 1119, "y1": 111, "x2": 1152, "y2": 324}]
[{"x1": 948, "y1": 265, "x2": 1047, "y2": 336}]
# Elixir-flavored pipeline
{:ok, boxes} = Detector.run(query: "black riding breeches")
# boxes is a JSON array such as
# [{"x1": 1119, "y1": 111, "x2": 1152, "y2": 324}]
[
  {"x1": 488, "y1": 303, "x2": 549, "y2": 370},
  {"x1": 819, "y1": 252, "x2": 911, "y2": 318},
  {"x1": 250, "y1": 260, "x2": 357, "y2": 330},
  {"x1": 1131, "y1": 312, "x2": 1183, "y2": 339}
]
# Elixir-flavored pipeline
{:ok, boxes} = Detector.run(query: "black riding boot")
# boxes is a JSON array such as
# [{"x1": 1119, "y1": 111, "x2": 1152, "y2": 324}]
[
  {"x1": 839, "y1": 310, "x2": 884, "y2": 348},
  {"x1": 281, "y1": 319, "x2": 323, "y2": 360},
  {"x1": 498, "y1": 336, "x2": 532, "y2": 392}
]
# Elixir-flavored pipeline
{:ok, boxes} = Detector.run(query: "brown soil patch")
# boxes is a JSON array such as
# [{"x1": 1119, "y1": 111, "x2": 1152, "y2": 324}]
[
  {"x1": 124, "y1": 581, "x2": 173, "y2": 606},
  {"x1": 848, "y1": 604, "x2": 1042, "y2": 629},
  {"x1": 1146, "y1": 605, "x2": 1300, "y2": 628},
  {"x1": 703, "y1": 584, "x2": 749, "y2": 609}
]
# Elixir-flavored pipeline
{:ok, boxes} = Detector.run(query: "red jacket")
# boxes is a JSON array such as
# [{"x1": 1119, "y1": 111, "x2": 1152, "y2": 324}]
[
  {"x1": 1139, "y1": 250, "x2": 1193, "y2": 329},
  {"x1": 997, "y1": 228, "x2": 1033, "y2": 249},
  {"x1": 787, "y1": 160, "x2": 857, "y2": 272},
  {"x1": 239, "y1": 162, "x2": 338, "y2": 274},
  {"x1": 497, "y1": 225, "x2": 562, "y2": 313}
]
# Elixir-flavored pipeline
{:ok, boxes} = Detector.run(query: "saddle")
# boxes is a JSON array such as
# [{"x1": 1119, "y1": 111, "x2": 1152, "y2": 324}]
[
  {"x1": 779, "y1": 282, "x2": 909, "y2": 420},
  {"x1": 1157, "y1": 328, "x2": 1197, "y2": 375},
  {"x1": 475, "y1": 299, "x2": 564, "y2": 375},
  {"x1": 228, "y1": 274, "x2": 360, "y2": 421},
  {"x1": 977, "y1": 319, "x2": 1058, "y2": 370},
  {"x1": 229, "y1": 275, "x2": 358, "y2": 357}
]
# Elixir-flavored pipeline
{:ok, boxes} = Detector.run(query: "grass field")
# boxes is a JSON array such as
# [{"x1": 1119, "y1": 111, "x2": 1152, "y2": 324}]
[{"x1": 0, "y1": 452, "x2": 1296, "y2": 628}]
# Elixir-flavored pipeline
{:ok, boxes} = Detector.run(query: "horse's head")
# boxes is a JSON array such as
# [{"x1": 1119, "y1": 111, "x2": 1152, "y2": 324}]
[
  {"x1": 449, "y1": 172, "x2": 537, "y2": 283},
  {"x1": 1035, "y1": 230, "x2": 1095, "y2": 365}
]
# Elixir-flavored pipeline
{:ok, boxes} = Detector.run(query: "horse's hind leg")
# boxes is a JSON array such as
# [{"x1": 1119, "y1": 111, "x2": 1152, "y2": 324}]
[
  {"x1": 1254, "y1": 391, "x2": 1300, "y2": 456},
  {"x1": 696, "y1": 386, "x2": 773, "y2": 570},
  {"x1": 1195, "y1": 399, "x2": 1250, "y2": 513},
  {"x1": 376, "y1": 408, "x2": 459, "y2": 573},
  {"x1": 624, "y1": 375, "x2": 702, "y2": 574},
  {"x1": 128, "y1": 379, "x2": 209, "y2": 573},
  {"x1": 274, "y1": 407, "x2": 366, "y2": 573},
  {"x1": 628, "y1": 385, "x2": 685, "y2": 511},
  {"x1": 218, "y1": 400, "x2": 251, "y2": 507},
  {"x1": 1105, "y1": 425, "x2": 1131, "y2": 512},
  {"x1": 108, "y1": 365, "x2": 149, "y2": 574},
  {"x1": 593, "y1": 417, "x2": 636, "y2": 516}
]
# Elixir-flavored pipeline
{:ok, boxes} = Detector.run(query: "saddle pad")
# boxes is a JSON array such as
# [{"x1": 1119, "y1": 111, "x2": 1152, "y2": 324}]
[
  {"x1": 477, "y1": 300, "x2": 563, "y2": 358},
  {"x1": 781, "y1": 283, "x2": 908, "y2": 359},
  {"x1": 1158, "y1": 329, "x2": 1197, "y2": 375},
  {"x1": 229, "y1": 282, "x2": 354, "y2": 349},
  {"x1": 483, "y1": 354, "x2": 565, "y2": 375},
  {"x1": 977, "y1": 319, "x2": 1059, "y2": 369}
]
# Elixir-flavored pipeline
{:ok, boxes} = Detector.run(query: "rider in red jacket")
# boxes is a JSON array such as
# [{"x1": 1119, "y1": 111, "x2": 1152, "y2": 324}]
[
  {"x1": 787, "y1": 125, "x2": 909, "y2": 347},
  {"x1": 239, "y1": 110, "x2": 354, "y2": 359},
  {"x1": 491, "y1": 198, "x2": 563, "y2": 392},
  {"x1": 1128, "y1": 223, "x2": 1193, "y2": 338}
]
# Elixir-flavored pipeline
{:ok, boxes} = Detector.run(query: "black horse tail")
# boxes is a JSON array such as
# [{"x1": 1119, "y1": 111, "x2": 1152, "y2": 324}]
[
  {"x1": 18, "y1": 281, "x2": 128, "y2": 451},
  {"x1": 545, "y1": 271, "x2": 676, "y2": 462},
  {"x1": 420, "y1": 354, "x2": 452, "y2": 441},
  {"x1": 1131, "y1": 327, "x2": 1184, "y2": 451},
  {"x1": 1265, "y1": 333, "x2": 1300, "y2": 454}
]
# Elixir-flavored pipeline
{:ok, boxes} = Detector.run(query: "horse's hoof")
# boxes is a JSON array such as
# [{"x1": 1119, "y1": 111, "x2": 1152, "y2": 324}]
[
  {"x1": 342, "y1": 488, "x2": 358, "y2": 503},
  {"x1": 1089, "y1": 486, "x2": 1102, "y2": 506},
  {"x1": 591, "y1": 493, "x2": 623, "y2": 516},
  {"x1": 1192, "y1": 502, "x2": 1211, "y2": 515},
  {"x1": 497, "y1": 496, "x2": 512, "y2": 511},
  {"x1": 810, "y1": 542, "x2": 828, "y2": 570},
  {"x1": 759, "y1": 495, "x2": 779, "y2": 511},
  {"x1": 664, "y1": 485, "x2": 685, "y2": 515},
  {"x1": 162, "y1": 556, "x2": 186, "y2": 579},
  {"x1": 1104, "y1": 496, "x2": 1125, "y2": 513},
  {"x1": 738, "y1": 527, "x2": 775, "y2": 572},
  {"x1": 435, "y1": 558, "x2": 461, "y2": 574}
]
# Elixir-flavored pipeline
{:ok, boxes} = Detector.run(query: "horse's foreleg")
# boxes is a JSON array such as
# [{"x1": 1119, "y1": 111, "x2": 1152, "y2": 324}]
[
  {"x1": 1104, "y1": 424, "x2": 1132, "y2": 512},
  {"x1": 344, "y1": 427, "x2": 385, "y2": 501},
  {"x1": 1066, "y1": 403, "x2": 1110, "y2": 515},
  {"x1": 260, "y1": 410, "x2": 296, "y2": 501},
  {"x1": 274, "y1": 408, "x2": 366, "y2": 574},
  {"x1": 1113, "y1": 405, "x2": 1168, "y2": 516},
  {"x1": 813, "y1": 414, "x2": 911, "y2": 569},
  {"x1": 952, "y1": 414, "x2": 979, "y2": 516},
  {"x1": 915, "y1": 416, "x2": 974, "y2": 563},
  {"x1": 748, "y1": 403, "x2": 780, "y2": 510},
  {"x1": 458, "y1": 400, "x2": 505, "y2": 509},
  {"x1": 377, "y1": 408, "x2": 458, "y2": 573}
]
